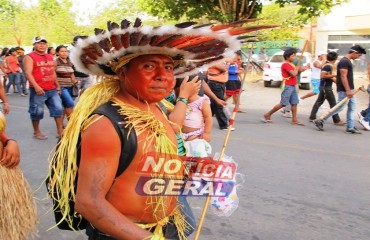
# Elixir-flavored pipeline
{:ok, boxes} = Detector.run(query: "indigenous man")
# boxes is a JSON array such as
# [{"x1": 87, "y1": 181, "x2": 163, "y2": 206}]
[
  {"x1": 313, "y1": 45, "x2": 366, "y2": 133},
  {"x1": 262, "y1": 48, "x2": 309, "y2": 125},
  {"x1": 48, "y1": 18, "x2": 276, "y2": 239}
]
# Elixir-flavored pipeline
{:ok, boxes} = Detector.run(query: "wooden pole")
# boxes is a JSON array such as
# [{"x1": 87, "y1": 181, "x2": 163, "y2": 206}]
[{"x1": 194, "y1": 45, "x2": 254, "y2": 240}]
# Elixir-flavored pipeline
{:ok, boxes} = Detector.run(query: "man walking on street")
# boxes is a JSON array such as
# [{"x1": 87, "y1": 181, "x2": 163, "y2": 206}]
[
  {"x1": 313, "y1": 45, "x2": 366, "y2": 134},
  {"x1": 23, "y1": 36, "x2": 63, "y2": 139}
]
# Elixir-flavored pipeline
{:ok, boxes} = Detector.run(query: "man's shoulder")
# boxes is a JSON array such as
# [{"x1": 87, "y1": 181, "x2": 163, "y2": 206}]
[
  {"x1": 338, "y1": 57, "x2": 351, "y2": 68},
  {"x1": 322, "y1": 64, "x2": 333, "y2": 70},
  {"x1": 282, "y1": 62, "x2": 294, "y2": 69}
]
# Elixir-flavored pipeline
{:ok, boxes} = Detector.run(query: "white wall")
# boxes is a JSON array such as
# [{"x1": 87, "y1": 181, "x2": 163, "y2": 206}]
[{"x1": 316, "y1": 0, "x2": 370, "y2": 55}]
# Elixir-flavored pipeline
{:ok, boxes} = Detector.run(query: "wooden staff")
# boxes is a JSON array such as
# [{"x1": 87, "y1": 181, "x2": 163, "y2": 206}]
[
  {"x1": 318, "y1": 85, "x2": 366, "y2": 120},
  {"x1": 194, "y1": 46, "x2": 253, "y2": 240}
]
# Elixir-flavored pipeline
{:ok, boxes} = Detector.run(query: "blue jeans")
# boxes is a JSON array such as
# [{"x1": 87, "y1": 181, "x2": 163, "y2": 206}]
[
  {"x1": 60, "y1": 87, "x2": 75, "y2": 108},
  {"x1": 280, "y1": 85, "x2": 299, "y2": 106},
  {"x1": 364, "y1": 86, "x2": 370, "y2": 122},
  {"x1": 323, "y1": 91, "x2": 356, "y2": 129},
  {"x1": 6, "y1": 72, "x2": 21, "y2": 94},
  {"x1": 20, "y1": 71, "x2": 28, "y2": 94},
  {"x1": 28, "y1": 88, "x2": 63, "y2": 120},
  {"x1": 364, "y1": 107, "x2": 370, "y2": 122}
]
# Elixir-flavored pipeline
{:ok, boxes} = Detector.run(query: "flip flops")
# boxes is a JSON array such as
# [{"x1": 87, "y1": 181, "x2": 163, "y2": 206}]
[
  {"x1": 291, "y1": 122, "x2": 305, "y2": 126},
  {"x1": 261, "y1": 117, "x2": 273, "y2": 123},
  {"x1": 33, "y1": 133, "x2": 48, "y2": 140}
]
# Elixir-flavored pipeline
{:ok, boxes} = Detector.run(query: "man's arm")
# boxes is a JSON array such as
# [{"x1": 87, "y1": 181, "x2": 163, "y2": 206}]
[
  {"x1": 339, "y1": 68, "x2": 353, "y2": 98},
  {"x1": 313, "y1": 60, "x2": 323, "y2": 69},
  {"x1": 75, "y1": 116, "x2": 151, "y2": 239},
  {"x1": 0, "y1": 132, "x2": 20, "y2": 168},
  {"x1": 202, "y1": 81, "x2": 227, "y2": 106},
  {"x1": 52, "y1": 62, "x2": 61, "y2": 91},
  {"x1": 169, "y1": 76, "x2": 201, "y2": 133},
  {"x1": 0, "y1": 77, "x2": 9, "y2": 114},
  {"x1": 0, "y1": 61, "x2": 7, "y2": 74}
]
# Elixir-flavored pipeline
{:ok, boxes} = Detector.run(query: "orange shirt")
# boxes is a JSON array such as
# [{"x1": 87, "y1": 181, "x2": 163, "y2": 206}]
[{"x1": 5, "y1": 56, "x2": 20, "y2": 73}]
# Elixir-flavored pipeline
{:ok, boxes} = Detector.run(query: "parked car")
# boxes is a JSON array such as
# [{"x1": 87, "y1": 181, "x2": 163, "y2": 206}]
[{"x1": 263, "y1": 51, "x2": 312, "y2": 90}]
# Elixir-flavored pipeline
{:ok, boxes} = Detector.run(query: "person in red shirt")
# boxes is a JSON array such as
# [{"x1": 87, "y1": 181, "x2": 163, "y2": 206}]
[
  {"x1": 262, "y1": 48, "x2": 309, "y2": 125},
  {"x1": 23, "y1": 37, "x2": 63, "y2": 140}
]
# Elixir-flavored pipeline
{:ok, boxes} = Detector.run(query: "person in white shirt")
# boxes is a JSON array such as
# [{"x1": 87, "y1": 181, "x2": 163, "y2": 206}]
[{"x1": 301, "y1": 51, "x2": 327, "y2": 100}]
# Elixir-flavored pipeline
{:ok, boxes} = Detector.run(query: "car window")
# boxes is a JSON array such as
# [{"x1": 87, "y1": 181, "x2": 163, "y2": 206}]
[{"x1": 270, "y1": 55, "x2": 284, "y2": 62}]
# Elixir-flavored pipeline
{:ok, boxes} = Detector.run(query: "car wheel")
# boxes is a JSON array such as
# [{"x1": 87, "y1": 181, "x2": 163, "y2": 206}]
[
  {"x1": 264, "y1": 81, "x2": 272, "y2": 87},
  {"x1": 300, "y1": 83, "x2": 311, "y2": 90}
]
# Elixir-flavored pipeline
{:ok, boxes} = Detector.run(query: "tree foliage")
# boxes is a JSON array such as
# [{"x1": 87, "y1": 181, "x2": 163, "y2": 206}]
[
  {"x1": 0, "y1": 0, "x2": 20, "y2": 20},
  {"x1": 0, "y1": 0, "x2": 347, "y2": 47},
  {"x1": 90, "y1": 0, "x2": 158, "y2": 30},
  {"x1": 272, "y1": 0, "x2": 349, "y2": 22},
  {"x1": 257, "y1": 3, "x2": 304, "y2": 41},
  {"x1": 0, "y1": 0, "x2": 87, "y2": 46},
  {"x1": 137, "y1": 0, "x2": 263, "y2": 23}
]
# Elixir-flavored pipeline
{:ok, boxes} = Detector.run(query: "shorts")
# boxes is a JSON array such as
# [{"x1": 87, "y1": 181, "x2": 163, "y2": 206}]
[
  {"x1": 225, "y1": 80, "x2": 241, "y2": 96},
  {"x1": 311, "y1": 78, "x2": 320, "y2": 94},
  {"x1": 60, "y1": 87, "x2": 75, "y2": 108},
  {"x1": 28, "y1": 88, "x2": 63, "y2": 120},
  {"x1": 280, "y1": 85, "x2": 299, "y2": 106}
]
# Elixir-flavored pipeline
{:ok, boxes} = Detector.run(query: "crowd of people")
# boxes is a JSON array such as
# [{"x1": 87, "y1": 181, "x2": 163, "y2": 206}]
[
  {"x1": 1, "y1": 22, "x2": 369, "y2": 239},
  {"x1": 261, "y1": 45, "x2": 370, "y2": 133}
]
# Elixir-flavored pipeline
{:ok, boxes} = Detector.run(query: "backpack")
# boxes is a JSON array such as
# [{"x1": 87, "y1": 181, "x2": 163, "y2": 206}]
[{"x1": 47, "y1": 101, "x2": 137, "y2": 231}]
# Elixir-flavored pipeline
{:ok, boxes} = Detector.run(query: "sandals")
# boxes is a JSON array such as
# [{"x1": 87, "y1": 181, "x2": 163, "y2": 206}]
[
  {"x1": 261, "y1": 117, "x2": 273, "y2": 123},
  {"x1": 33, "y1": 133, "x2": 48, "y2": 140},
  {"x1": 291, "y1": 122, "x2": 305, "y2": 126}
]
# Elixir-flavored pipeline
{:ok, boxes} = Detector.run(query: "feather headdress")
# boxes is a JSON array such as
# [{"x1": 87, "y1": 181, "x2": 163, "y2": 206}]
[{"x1": 70, "y1": 18, "x2": 278, "y2": 77}]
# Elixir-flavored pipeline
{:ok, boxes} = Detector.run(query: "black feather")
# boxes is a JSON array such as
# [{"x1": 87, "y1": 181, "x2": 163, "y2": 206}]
[
  {"x1": 133, "y1": 18, "x2": 142, "y2": 28},
  {"x1": 94, "y1": 28, "x2": 105, "y2": 36},
  {"x1": 121, "y1": 19, "x2": 131, "y2": 29},
  {"x1": 175, "y1": 22, "x2": 197, "y2": 28}
]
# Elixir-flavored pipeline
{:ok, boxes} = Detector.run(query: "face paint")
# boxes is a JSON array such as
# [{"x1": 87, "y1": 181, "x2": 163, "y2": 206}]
[{"x1": 122, "y1": 54, "x2": 175, "y2": 103}]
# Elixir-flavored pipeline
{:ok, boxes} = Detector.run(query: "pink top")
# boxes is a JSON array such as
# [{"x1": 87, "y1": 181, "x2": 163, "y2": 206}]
[{"x1": 184, "y1": 96, "x2": 210, "y2": 129}]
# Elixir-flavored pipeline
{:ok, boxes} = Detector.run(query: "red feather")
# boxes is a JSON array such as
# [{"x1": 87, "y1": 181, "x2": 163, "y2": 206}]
[
  {"x1": 166, "y1": 35, "x2": 200, "y2": 48},
  {"x1": 120, "y1": 32, "x2": 130, "y2": 48}
]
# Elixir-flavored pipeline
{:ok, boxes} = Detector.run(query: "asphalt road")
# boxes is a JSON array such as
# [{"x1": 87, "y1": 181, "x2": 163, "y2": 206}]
[{"x1": 4, "y1": 75, "x2": 370, "y2": 240}]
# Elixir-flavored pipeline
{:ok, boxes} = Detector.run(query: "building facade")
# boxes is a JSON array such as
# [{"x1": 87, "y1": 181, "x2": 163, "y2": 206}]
[{"x1": 316, "y1": 0, "x2": 370, "y2": 72}]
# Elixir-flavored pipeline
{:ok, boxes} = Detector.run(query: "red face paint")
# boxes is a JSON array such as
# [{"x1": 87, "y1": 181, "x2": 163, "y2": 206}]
[{"x1": 123, "y1": 54, "x2": 175, "y2": 103}]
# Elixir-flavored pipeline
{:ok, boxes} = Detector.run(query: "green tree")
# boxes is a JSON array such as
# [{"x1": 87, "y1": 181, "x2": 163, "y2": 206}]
[
  {"x1": 137, "y1": 0, "x2": 263, "y2": 23},
  {"x1": 89, "y1": 0, "x2": 160, "y2": 30},
  {"x1": 273, "y1": 0, "x2": 348, "y2": 22},
  {"x1": 137, "y1": 0, "x2": 347, "y2": 24},
  {"x1": 257, "y1": 3, "x2": 305, "y2": 41}
]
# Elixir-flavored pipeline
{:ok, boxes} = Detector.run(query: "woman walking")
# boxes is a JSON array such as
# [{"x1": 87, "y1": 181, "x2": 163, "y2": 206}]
[{"x1": 54, "y1": 45, "x2": 77, "y2": 120}]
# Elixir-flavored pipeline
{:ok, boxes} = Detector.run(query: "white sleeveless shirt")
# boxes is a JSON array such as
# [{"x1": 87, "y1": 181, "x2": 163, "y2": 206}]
[{"x1": 311, "y1": 60, "x2": 322, "y2": 79}]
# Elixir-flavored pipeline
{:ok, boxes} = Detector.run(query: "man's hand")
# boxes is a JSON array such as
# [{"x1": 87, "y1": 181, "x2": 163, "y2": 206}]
[
  {"x1": 178, "y1": 75, "x2": 201, "y2": 99},
  {"x1": 3, "y1": 103, "x2": 9, "y2": 115},
  {"x1": 34, "y1": 85, "x2": 45, "y2": 95},
  {"x1": 216, "y1": 98, "x2": 227, "y2": 107},
  {"x1": 346, "y1": 90, "x2": 354, "y2": 98},
  {"x1": 0, "y1": 140, "x2": 20, "y2": 168}
]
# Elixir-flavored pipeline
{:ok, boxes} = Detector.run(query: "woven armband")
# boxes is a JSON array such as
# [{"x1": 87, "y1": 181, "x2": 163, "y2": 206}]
[{"x1": 176, "y1": 97, "x2": 188, "y2": 104}]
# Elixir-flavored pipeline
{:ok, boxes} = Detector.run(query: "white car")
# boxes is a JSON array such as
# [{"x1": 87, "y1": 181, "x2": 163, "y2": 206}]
[{"x1": 263, "y1": 51, "x2": 312, "y2": 90}]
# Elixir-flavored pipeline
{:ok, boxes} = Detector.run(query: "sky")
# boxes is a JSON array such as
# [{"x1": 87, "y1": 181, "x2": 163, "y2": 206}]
[
  {"x1": 70, "y1": 0, "x2": 116, "y2": 24},
  {"x1": 20, "y1": 0, "x2": 116, "y2": 25}
]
